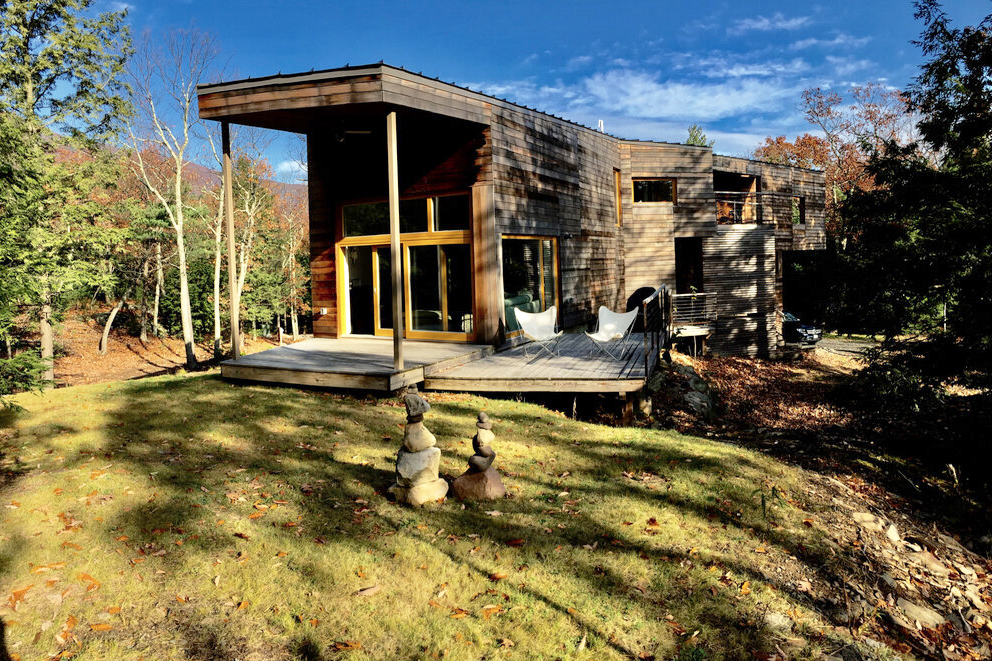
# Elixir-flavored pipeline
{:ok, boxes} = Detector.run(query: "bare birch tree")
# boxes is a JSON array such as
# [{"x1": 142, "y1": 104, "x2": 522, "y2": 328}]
[{"x1": 125, "y1": 28, "x2": 217, "y2": 370}]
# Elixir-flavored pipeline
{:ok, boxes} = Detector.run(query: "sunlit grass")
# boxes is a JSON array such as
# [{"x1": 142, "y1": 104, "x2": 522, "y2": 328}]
[{"x1": 0, "y1": 373, "x2": 869, "y2": 660}]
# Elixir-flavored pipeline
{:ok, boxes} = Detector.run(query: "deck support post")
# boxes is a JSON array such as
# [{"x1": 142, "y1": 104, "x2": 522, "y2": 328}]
[
  {"x1": 222, "y1": 121, "x2": 241, "y2": 360},
  {"x1": 386, "y1": 111, "x2": 404, "y2": 371}
]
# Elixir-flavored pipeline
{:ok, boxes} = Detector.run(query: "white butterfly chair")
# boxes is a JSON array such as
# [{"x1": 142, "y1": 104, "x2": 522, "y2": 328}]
[
  {"x1": 586, "y1": 306, "x2": 639, "y2": 360},
  {"x1": 513, "y1": 306, "x2": 563, "y2": 358}
]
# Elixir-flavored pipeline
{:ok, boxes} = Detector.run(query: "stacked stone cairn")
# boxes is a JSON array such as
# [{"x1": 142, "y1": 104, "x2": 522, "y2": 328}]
[
  {"x1": 452, "y1": 412, "x2": 506, "y2": 500},
  {"x1": 388, "y1": 387, "x2": 449, "y2": 506}
]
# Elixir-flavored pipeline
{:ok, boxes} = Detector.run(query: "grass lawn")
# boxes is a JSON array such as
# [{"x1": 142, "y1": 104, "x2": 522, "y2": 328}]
[{"x1": 0, "y1": 373, "x2": 877, "y2": 660}]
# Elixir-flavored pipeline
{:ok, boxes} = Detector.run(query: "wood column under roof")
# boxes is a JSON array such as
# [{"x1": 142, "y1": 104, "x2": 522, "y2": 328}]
[
  {"x1": 386, "y1": 111, "x2": 404, "y2": 370},
  {"x1": 222, "y1": 122, "x2": 240, "y2": 359}
]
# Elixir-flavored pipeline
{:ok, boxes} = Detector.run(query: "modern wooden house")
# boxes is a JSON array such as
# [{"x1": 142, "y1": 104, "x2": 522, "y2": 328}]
[{"x1": 197, "y1": 63, "x2": 824, "y2": 391}]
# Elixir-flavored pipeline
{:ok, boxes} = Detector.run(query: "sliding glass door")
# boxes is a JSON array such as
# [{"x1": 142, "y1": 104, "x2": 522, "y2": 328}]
[
  {"x1": 407, "y1": 244, "x2": 473, "y2": 334},
  {"x1": 501, "y1": 236, "x2": 559, "y2": 335},
  {"x1": 337, "y1": 193, "x2": 475, "y2": 341}
]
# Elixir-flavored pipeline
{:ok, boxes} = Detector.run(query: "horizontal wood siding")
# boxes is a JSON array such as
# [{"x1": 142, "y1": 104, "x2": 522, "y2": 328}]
[
  {"x1": 703, "y1": 225, "x2": 777, "y2": 357},
  {"x1": 490, "y1": 106, "x2": 623, "y2": 328},
  {"x1": 620, "y1": 142, "x2": 715, "y2": 301},
  {"x1": 713, "y1": 155, "x2": 827, "y2": 251}
]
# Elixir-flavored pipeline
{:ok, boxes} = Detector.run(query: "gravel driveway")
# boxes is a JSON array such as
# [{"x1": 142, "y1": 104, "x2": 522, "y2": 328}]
[{"x1": 818, "y1": 336, "x2": 878, "y2": 358}]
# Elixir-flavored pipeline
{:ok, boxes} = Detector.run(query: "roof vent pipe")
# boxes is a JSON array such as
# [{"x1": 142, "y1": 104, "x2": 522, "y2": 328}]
[{"x1": 597, "y1": 119, "x2": 605, "y2": 132}]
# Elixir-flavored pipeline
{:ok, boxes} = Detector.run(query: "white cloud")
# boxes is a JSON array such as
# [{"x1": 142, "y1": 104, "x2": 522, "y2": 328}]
[
  {"x1": 826, "y1": 56, "x2": 873, "y2": 76},
  {"x1": 716, "y1": 58, "x2": 809, "y2": 78},
  {"x1": 275, "y1": 159, "x2": 307, "y2": 182},
  {"x1": 582, "y1": 69, "x2": 800, "y2": 122},
  {"x1": 790, "y1": 33, "x2": 871, "y2": 50},
  {"x1": 566, "y1": 55, "x2": 594, "y2": 70},
  {"x1": 729, "y1": 13, "x2": 811, "y2": 34}
]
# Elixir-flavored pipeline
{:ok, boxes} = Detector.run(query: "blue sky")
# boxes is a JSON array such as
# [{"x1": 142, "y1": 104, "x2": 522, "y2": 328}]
[{"x1": 103, "y1": 0, "x2": 990, "y2": 180}]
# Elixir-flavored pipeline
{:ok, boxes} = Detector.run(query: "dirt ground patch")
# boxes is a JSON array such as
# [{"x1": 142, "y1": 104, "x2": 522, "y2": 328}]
[{"x1": 50, "y1": 319, "x2": 299, "y2": 387}]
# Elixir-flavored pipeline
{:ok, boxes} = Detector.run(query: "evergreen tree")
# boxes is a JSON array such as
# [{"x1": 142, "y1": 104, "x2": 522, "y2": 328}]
[
  {"x1": 685, "y1": 124, "x2": 714, "y2": 147},
  {"x1": 843, "y1": 0, "x2": 992, "y2": 404},
  {"x1": 0, "y1": 0, "x2": 132, "y2": 383}
]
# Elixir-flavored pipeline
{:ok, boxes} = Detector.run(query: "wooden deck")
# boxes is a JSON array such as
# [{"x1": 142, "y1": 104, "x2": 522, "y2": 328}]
[
  {"x1": 221, "y1": 337, "x2": 493, "y2": 391},
  {"x1": 424, "y1": 333, "x2": 649, "y2": 393}
]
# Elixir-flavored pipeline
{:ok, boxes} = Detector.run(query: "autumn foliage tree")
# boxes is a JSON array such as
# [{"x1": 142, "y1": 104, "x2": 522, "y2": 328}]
[{"x1": 754, "y1": 83, "x2": 924, "y2": 233}]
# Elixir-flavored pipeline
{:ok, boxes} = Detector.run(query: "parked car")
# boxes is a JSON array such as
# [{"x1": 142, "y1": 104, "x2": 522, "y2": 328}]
[{"x1": 782, "y1": 312, "x2": 822, "y2": 346}]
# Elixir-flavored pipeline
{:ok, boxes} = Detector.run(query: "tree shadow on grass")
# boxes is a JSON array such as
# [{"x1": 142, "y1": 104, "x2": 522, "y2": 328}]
[{"x1": 0, "y1": 374, "x2": 862, "y2": 660}]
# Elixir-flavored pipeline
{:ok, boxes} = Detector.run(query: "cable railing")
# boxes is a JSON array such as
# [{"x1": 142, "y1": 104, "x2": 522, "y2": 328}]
[
  {"x1": 715, "y1": 191, "x2": 801, "y2": 225},
  {"x1": 715, "y1": 191, "x2": 763, "y2": 224},
  {"x1": 672, "y1": 293, "x2": 718, "y2": 327}
]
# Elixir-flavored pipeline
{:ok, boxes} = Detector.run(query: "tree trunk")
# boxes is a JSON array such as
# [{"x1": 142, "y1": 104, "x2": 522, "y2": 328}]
[
  {"x1": 175, "y1": 229, "x2": 198, "y2": 370},
  {"x1": 139, "y1": 257, "x2": 149, "y2": 343},
  {"x1": 153, "y1": 242, "x2": 163, "y2": 337},
  {"x1": 212, "y1": 187, "x2": 224, "y2": 359},
  {"x1": 4, "y1": 335, "x2": 12, "y2": 359},
  {"x1": 40, "y1": 296, "x2": 54, "y2": 386},
  {"x1": 99, "y1": 288, "x2": 131, "y2": 355},
  {"x1": 290, "y1": 307, "x2": 299, "y2": 341}
]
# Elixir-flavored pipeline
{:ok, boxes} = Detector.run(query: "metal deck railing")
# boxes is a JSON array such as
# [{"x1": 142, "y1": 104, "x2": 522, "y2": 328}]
[
  {"x1": 672, "y1": 293, "x2": 718, "y2": 327},
  {"x1": 640, "y1": 285, "x2": 672, "y2": 376}
]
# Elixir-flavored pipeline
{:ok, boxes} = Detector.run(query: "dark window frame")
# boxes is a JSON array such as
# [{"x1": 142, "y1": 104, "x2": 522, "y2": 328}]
[{"x1": 632, "y1": 177, "x2": 677, "y2": 204}]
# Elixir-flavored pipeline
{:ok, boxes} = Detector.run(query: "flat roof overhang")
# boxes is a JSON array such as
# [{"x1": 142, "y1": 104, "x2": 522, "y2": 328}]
[{"x1": 196, "y1": 63, "x2": 492, "y2": 132}]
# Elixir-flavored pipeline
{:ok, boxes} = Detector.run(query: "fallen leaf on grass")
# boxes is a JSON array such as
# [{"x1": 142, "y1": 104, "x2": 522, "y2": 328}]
[
  {"x1": 60, "y1": 542, "x2": 81, "y2": 551},
  {"x1": 31, "y1": 562, "x2": 66, "y2": 574},
  {"x1": 489, "y1": 572, "x2": 508, "y2": 582},
  {"x1": 740, "y1": 581, "x2": 752, "y2": 595},
  {"x1": 646, "y1": 517, "x2": 660, "y2": 527},
  {"x1": 55, "y1": 614, "x2": 77, "y2": 645},
  {"x1": 77, "y1": 573, "x2": 100, "y2": 591},
  {"x1": 500, "y1": 638, "x2": 515, "y2": 648},
  {"x1": 449, "y1": 608, "x2": 470, "y2": 619},
  {"x1": 505, "y1": 539, "x2": 525, "y2": 547},
  {"x1": 352, "y1": 585, "x2": 380, "y2": 597},
  {"x1": 89, "y1": 623, "x2": 113, "y2": 631},
  {"x1": 247, "y1": 512, "x2": 264, "y2": 520},
  {"x1": 106, "y1": 606, "x2": 121, "y2": 615},
  {"x1": 755, "y1": 547, "x2": 767, "y2": 554},
  {"x1": 803, "y1": 519, "x2": 814, "y2": 527},
  {"x1": 7, "y1": 585, "x2": 33, "y2": 611},
  {"x1": 233, "y1": 532, "x2": 250, "y2": 541},
  {"x1": 176, "y1": 595, "x2": 189, "y2": 603},
  {"x1": 275, "y1": 551, "x2": 288, "y2": 557},
  {"x1": 237, "y1": 600, "x2": 248, "y2": 610},
  {"x1": 481, "y1": 604, "x2": 503, "y2": 620}
]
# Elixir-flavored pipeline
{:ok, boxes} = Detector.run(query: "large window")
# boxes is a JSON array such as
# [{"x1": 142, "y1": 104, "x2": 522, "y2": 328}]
[
  {"x1": 501, "y1": 236, "x2": 558, "y2": 334},
  {"x1": 342, "y1": 193, "x2": 468, "y2": 237},
  {"x1": 633, "y1": 178, "x2": 677, "y2": 203},
  {"x1": 337, "y1": 193, "x2": 474, "y2": 340},
  {"x1": 408, "y1": 244, "x2": 473, "y2": 334}
]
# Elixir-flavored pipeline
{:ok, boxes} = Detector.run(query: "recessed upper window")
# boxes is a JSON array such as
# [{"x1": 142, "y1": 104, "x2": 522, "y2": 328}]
[{"x1": 633, "y1": 178, "x2": 676, "y2": 204}]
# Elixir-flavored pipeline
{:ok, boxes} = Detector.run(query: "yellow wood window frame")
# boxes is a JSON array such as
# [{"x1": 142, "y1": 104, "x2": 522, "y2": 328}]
[
  {"x1": 614, "y1": 168, "x2": 623, "y2": 226},
  {"x1": 500, "y1": 234, "x2": 560, "y2": 338},
  {"x1": 335, "y1": 193, "x2": 475, "y2": 341}
]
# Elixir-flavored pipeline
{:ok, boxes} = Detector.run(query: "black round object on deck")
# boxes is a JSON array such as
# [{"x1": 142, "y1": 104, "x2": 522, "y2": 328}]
[{"x1": 625, "y1": 286, "x2": 657, "y2": 332}]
